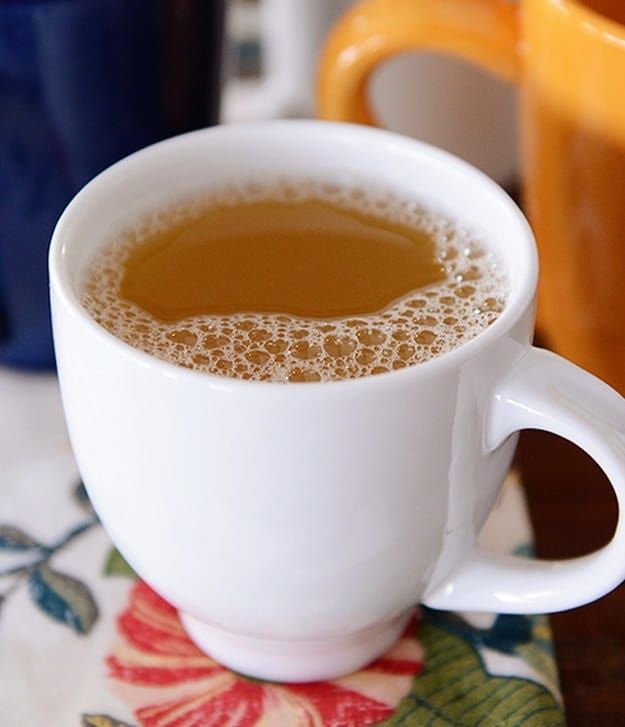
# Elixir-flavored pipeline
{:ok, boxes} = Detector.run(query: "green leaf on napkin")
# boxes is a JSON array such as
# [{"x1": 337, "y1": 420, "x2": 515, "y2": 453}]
[
  {"x1": 0, "y1": 525, "x2": 42, "y2": 551},
  {"x1": 103, "y1": 547, "x2": 136, "y2": 579},
  {"x1": 382, "y1": 622, "x2": 564, "y2": 726},
  {"x1": 81, "y1": 714, "x2": 135, "y2": 727},
  {"x1": 28, "y1": 564, "x2": 99, "y2": 635}
]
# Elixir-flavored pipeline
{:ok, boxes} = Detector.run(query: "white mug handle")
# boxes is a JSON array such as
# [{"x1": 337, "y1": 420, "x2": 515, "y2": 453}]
[
  {"x1": 224, "y1": 0, "x2": 315, "y2": 121},
  {"x1": 224, "y1": 0, "x2": 353, "y2": 122},
  {"x1": 424, "y1": 347, "x2": 625, "y2": 613}
]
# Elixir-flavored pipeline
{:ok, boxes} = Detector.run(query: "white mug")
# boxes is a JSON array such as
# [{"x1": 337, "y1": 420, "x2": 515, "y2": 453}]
[
  {"x1": 223, "y1": 0, "x2": 518, "y2": 184},
  {"x1": 50, "y1": 121, "x2": 625, "y2": 683}
]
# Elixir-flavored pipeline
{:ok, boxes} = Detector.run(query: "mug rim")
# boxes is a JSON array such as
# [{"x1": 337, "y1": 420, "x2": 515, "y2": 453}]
[{"x1": 49, "y1": 120, "x2": 537, "y2": 394}]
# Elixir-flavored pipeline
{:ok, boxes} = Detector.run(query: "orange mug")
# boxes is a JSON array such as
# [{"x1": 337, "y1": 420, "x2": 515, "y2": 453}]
[{"x1": 319, "y1": 0, "x2": 625, "y2": 392}]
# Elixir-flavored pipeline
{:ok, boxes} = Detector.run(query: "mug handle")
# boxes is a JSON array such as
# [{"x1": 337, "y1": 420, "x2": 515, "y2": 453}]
[
  {"x1": 424, "y1": 347, "x2": 625, "y2": 613},
  {"x1": 225, "y1": 0, "x2": 330, "y2": 121},
  {"x1": 317, "y1": 0, "x2": 519, "y2": 123}
]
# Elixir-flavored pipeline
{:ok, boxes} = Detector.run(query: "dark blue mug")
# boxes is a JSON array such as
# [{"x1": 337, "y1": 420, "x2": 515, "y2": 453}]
[{"x1": 0, "y1": 0, "x2": 224, "y2": 369}]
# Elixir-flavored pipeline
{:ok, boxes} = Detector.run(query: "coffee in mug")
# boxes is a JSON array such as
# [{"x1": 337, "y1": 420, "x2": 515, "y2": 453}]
[{"x1": 81, "y1": 184, "x2": 507, "y2": 382}]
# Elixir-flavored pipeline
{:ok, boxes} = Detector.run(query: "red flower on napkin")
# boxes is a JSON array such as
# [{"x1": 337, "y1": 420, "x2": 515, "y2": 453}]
[{"x1": 107, "y1": 582, "x2": 423, "y2": 726}]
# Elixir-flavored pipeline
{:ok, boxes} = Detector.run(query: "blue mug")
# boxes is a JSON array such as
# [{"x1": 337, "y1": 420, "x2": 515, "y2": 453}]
[{"x1": 0, "y1": 0, "x2": 224, "y2": 369}]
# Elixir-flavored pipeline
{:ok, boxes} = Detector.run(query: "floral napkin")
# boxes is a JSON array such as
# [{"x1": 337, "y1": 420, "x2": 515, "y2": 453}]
[{"x1": 0, "y1": 368, "x2": 564, "y2": 726}]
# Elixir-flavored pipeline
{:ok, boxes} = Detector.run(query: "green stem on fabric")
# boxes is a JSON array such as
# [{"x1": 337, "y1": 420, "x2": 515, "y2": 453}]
[{"x1": 0, "y1": 517, "x2": 98, "y2": 579}]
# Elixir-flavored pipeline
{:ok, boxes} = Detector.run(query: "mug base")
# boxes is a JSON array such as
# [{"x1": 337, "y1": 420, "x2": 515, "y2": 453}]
[{"x1": 180, "y1": 608, "x2": 414, "y2": 682}]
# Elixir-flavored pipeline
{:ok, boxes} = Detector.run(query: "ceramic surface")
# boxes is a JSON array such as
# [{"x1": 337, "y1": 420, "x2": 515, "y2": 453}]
[{"x1": 49, "y1": 121, "x2": 625, "y2": 680}]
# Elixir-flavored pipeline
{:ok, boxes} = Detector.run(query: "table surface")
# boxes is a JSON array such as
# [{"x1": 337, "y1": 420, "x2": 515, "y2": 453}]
[{"x1": 519, "y1": 429, "x2": 624, "y2": 725}]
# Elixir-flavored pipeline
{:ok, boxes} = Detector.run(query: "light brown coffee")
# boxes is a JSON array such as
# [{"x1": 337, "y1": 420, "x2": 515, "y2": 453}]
[{"x1": 81, "y1": 183, "x2": 507, "y2": 382}]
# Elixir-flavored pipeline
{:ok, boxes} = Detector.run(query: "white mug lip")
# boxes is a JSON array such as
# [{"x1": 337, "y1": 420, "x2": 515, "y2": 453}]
[{"x1": 49, "y1": 120, "x2": 538, "y2": 394}]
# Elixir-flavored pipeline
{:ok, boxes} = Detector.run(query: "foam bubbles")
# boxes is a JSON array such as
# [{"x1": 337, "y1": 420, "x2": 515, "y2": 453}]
[{"x1": 81, "y1": 181, "x2": 507, "y2": 382}]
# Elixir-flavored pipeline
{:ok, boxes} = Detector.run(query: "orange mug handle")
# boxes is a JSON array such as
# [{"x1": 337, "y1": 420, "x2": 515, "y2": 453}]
[{"x1": 317, "y1": 0, "x2": 520, "y2": 125}]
